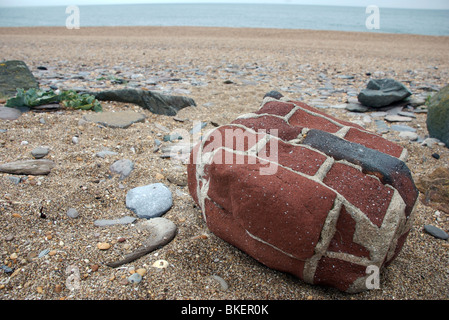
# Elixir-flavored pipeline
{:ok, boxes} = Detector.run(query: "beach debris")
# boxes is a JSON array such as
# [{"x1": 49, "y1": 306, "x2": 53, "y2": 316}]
[
  {"x1": 106, "y1": 218, "x2": 177, "y2": 268},
  {"x1": 85, "y1": 88, "x2": 196, "y2": 116},
  {"x1": 358, "y1": 78, "x2": 412, "y2": 108},
  {"x1": 426, "y1": 84, "x2": 449, "y2": 147},
  {"x1": 0, "y1": 159, "x2": 55, "y2": 175},
  {"x1": 188, "y1": 97, "x2": 418, "y2": 293}
]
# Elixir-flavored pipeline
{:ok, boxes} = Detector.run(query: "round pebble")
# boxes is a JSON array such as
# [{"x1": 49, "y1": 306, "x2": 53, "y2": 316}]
[
  {"x1": 152, "y1": 259, "x2": 169, "y2": 269},
  {"x1": 67, "y1": 208, "x2": 79, "y2": 219},
  {"x1": 424, "y1": 225, "x2": 449, "y2": 240}
]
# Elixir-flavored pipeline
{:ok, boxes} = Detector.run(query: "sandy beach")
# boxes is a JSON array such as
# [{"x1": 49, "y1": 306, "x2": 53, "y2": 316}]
[{"x1": 0, "y1": 26, "x2": 448, "y2": 303}]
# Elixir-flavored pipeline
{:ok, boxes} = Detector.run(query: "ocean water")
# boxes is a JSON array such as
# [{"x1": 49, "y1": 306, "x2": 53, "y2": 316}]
[{"x1": 0, "y1": 3, "x2": 448, "y2": 36}]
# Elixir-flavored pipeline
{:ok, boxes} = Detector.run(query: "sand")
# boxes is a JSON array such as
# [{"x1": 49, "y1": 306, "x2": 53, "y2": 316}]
[{"x1": 0, "y1": 26, "x2": 448, "y2": 303}]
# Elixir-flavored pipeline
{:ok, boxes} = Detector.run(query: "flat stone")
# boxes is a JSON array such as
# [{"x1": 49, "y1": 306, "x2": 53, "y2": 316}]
[
  {"x1": 126, "y1": 183, "x2": 173, "y2": 219},
  {"x1": 110, "y1": 159, "x2": 134, "y2": 180},
  {"x1": 390, "y1": 124, "x2": 417, "y2": 132},
  {"x1": 398, "y1": 131, "x2": 418, "y2": 141},
  {"x1": 0, "y1": 159, "x2": 55, "y2": 175},
  {"x1": 385, "y1": 115, "x2": 413, "y2": 122},
  {"x1": 94, "y1": 216, "x2": 137, "y2": 227},
  {"x1": 96, "y1": 149, "x2": 118, "y2": 158},
  {"x1": 83, "y1": 111, "x2": 146, "y2": 129},
  {"x1": 0, "y1": 106, "x2": 22, "y2": 120},
  {"x1": 424, "y1": 225, "x2": 449, "y2": 240},
  {"x1": 67, "y1": 208, "x2": 79, "y2": 219}
]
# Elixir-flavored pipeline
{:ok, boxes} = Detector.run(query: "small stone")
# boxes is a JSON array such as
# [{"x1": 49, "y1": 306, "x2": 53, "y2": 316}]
[
  {"x1": 128, "y1": 273, "x2": 142, "y2": 283},
  {"x1": 94, "y1": 216, "x2": 136, "y2": 227},
  {"x1": 0, "y1": 159, "x2": 55, "y2": 175},
  {"x1": 72, "y1": 136, "x2": 79, "y2": 144},
  {"x1": 432, "y1": 153, "x2": 440, "y2": 159},
  {"x1": 424, "y1": 225, "x2": 449, "y2": 240},
  {"x1": 38, "y1": 248, "x2": 50, "y2": 258},
  {"x1": 125, "y1": 183, "x2": 173, "y2": 219},
  {"x1": 97, "y1": 242, "x2": 111, "y2": 250},
  {"x1": 31, "y1": 146, "x2": 49, "y2": 159},
  {"x1": 67, "y1": 208, "x2": 79, "y2": 219},
  {"x1": 36, "y1": 286, "x2": 44, "y2": 294},
  {"x1": 10, "y1": 252, "x2": 18, "y2": 260},
  {"x1": 398, "y1": 131, "x2": 418, "y2": 141},
  {"x1": 385, "y1": 115, "x2": 413, "y2": 122},
  {"x1": 54, "y1": 284, "x2": 63, "y2": 293},
  {"x1": 152, "y1": 259, "x2": 169, "y2": 269},
  {"x1": 91, "y1": 264, "x2": 99, "y2": 272},
  {"x1": 110, "y1": 159, "x2": 134, "y2": 180},
  {"x1": 136, "y1": 268, "x2": 147, "y2": 276},
  {"x1": 0, "y1": 106, "x2": 22, "y2": 120}
]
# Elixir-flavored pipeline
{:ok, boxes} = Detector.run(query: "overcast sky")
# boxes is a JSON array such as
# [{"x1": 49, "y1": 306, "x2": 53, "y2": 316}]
[{"x1": 1, "y1": 0, "x2": 449, "y2": 10}]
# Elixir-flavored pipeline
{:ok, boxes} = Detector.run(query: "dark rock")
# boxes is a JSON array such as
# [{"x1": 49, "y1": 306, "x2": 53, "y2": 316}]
[
  {"x1": 86, "y1": 89, "x2": 196, "y2": 116},
  {"x1": 432, "y1": 153, "x2": 440, "y2": 159},
  {"x1": 424, "y1": 225, "x2": 449, "y2": 240},
  {"x1": 264, "y1": 90, "x2": 284, "y2": 100},
  {"x1": 0, "y1": 60, "x2": 39, "y2": 99},
  {"x1": 358, "y1": 79, "x2": 412, "y2": 108},
  {"x1": 426, "y1": 85, "x2": 449, "y2": 147}
]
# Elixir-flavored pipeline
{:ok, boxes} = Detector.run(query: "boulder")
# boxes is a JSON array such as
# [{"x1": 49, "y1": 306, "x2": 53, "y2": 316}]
[
  {"x1": 85, "y1": 88, "x2": 196, "y2": 116},
  {"x1": 187, "y1": 96, "x2": 418, "y2": 293},
  {"x1": 358, "y1": 79, "x2": 412, "y2": 108},
  {"x1": 426, "y1": 85, "x2": 449, "y2": 147},
  {"x1": 0, "y1": 60, "x2": 39, "y2": 100}
]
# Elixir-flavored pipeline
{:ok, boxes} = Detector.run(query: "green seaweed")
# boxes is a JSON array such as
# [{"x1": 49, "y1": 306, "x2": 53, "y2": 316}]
[{"x1": 5, "y1": 88, "x2": 102, "y2": 112}]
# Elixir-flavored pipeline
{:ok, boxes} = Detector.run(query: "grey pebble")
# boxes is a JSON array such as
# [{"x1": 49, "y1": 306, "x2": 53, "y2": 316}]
[
  {"x1": 128, "y1": 273, "x2": 142, "y2": 284},
  {"x1": 38, "y1": 248, "x2": 50, "y2": 258},
  {"x1": 126, "y1": 183, "x2": 173, "y2": 219},
  {"x1": 67, "y1": 208, "x2": 79, "y2": 218},
  {"x1": 94, "y1": 216, "x2": 137, "y2": 227},
  {"x1": 110, "y1": 159, "x2": 134, "y2": 180},
  {"x1": 424, "y1": 225, "x2": 449, "y2": 240},
  {"x1": 31, "y1": 146, "x2": 49, "y2": 159},
  {"x1": 96, "y1": 149, "x2": 118, "y2": 158}
]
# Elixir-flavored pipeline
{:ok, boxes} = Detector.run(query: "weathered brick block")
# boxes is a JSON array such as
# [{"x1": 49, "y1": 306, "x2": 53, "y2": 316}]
[{"x1": 187, "y1": 96, "x2": 418, "y2": 292}]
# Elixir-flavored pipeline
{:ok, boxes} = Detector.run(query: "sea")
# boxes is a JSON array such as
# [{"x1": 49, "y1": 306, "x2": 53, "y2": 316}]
[{"x1": 0, "y1": 3, "x2": 448, "y2": 36}]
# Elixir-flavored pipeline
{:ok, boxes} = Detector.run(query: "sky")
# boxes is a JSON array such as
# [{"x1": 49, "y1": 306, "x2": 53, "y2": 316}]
[{"x1": 1, "y1": 0, "x2": 449, "y2": 10}]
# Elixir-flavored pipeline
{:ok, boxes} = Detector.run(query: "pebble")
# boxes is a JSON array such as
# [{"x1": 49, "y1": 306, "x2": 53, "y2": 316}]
[
  {"x1": 38, "y1": 248, "x2": 50, "y2": 258},
  {"x1": 209, "y1": 275, "x2": 229, "y2": 291},
  {"x1": 67, "y1": 208, "x2": 79, "y2": 219},
  {"x1": 72, "y1": 136, "x2": 79, "y2": 144},
  {"x1": 96, "y1": 149, "x2": 118, "y2": 158},
  {"x1": 152, "y1": 259, "x2": 169, "y2": 269},
  {"x1": 94, "y1": 216, "x2": 136, "y2": 227},
  {"x1": 97, "y1": 242, "x2": 111, "y2": 250},
  {"x1": 31, "y1": 146, "x2": 50, "y2": 159},
  {"x1": 431, "y1": 153, "x2": 440, "y2": 159},
  {"x1": 399, "y1": 131, "x2": 418, "y2": 141},
  {"x1": 385, "y1": 115, "x2": 413, "y2": 122},
  {"x1": 128, "y1": 273, "x2": 142, "y2": 283},
  {"x1": 424, "y1": 225, "x2": 449, "y2": 240},
  {"x1": 110, "y1": 159, "x2": 134, "y2": 180},
  {"x1": 126, "y1": 183, "x2": 173, "y2": 219}
]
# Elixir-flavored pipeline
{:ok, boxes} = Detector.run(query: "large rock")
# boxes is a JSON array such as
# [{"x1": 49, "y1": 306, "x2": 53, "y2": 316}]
[
  {"x1": 187, "y1": 96, "x2": 418, "y2": 293},
  {"x1": 358, "y1": 79, "x2": 412, "y2": 108},
  {"x1": 86, "y1": 89, "x2": 196, "y2": 116},
  {"x1": 426, "y1": 85, "x2": 449, "y2": 147},
  {"x1": 0, "y1": 60, "x2": 39, "y2": 100}
]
